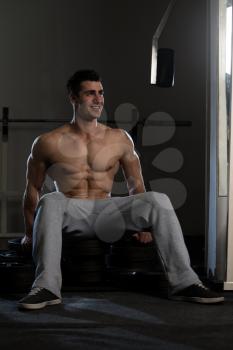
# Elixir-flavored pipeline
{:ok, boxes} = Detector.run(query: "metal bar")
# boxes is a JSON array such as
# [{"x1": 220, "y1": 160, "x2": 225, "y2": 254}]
[
  {"x1": 0, "y1": 119, "x2": 192, "y2": 127},
  {"x1": 6, "y1": 119, "x2": 68, "y2": 123},
  {"x1": 0, "y1": 118, "x2": 67, "y2": 123},
  {"x1": 2, "y1": 107, "x2": 9, "y2": 142},
  {"x1": 1, "y1": 107, "x2": 192, "y2": 126},
  {"x1": 1, "y1": 142, "x2": 8, "y2": 236}
]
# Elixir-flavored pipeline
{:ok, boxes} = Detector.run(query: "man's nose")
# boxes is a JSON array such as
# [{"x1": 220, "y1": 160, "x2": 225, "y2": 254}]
[{"x1": 94, "y1": 93, "x2": 103, "y2": 103}]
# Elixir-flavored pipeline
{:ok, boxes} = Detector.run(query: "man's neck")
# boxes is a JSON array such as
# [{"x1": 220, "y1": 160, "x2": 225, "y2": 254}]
[{"x1": 70, "y1": 116, "x2": 99, "y2": 136}]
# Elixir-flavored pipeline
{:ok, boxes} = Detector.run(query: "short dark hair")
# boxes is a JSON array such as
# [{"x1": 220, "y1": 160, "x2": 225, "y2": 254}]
[{"x1": 67, "y1": 69, "x2": 102, "y2": 96}]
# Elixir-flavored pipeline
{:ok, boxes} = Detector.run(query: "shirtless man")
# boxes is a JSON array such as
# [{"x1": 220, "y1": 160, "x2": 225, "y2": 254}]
[{"x1": 18, "y1": 69, "x2": 224, "y2": 309}]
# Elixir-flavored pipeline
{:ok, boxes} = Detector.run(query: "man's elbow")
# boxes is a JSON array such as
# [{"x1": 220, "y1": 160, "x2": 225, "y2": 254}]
[{"x1": 128, "y1": 182, "x2": 146, "y2": 195}]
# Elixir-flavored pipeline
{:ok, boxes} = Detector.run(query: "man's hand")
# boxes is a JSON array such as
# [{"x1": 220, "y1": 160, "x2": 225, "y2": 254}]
[
  {"x1": 21, "y1": 235, "x2": 32, "y2": 252},
  {"x1": 132, "y1": 231, "x2": 153, "y2": 244}
]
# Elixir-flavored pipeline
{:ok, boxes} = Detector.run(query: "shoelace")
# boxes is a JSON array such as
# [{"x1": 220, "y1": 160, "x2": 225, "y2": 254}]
[
  {"x1": 28, "y1": 287, "x2": 43, "y2": 296},
  {"x1": 195, "y1": 283, "x2": 209, "y2": 290}
]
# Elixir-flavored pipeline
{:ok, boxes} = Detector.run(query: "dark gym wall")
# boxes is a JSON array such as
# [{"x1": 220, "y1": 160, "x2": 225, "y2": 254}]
[{"x1": 0, "y1": 0, "x2": 207, "y2": 237}]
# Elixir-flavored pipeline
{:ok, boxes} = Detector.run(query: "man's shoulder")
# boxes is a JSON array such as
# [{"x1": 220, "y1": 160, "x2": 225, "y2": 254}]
[
  {"x1": 108, "y1": 128, "x2": 134, "y2": 147},
  {"x1": 105, "y1": 126, "x2": 130, "y2": 140},
  {"x1": 32, "y1": 124, "x2": 70, "y2": 153},
  {"x1": 103, "y1": 127, "x2": 134, "y2": 156},
  {"x1": 36, "y1": 124, "x2": 69, "y2": 142}
]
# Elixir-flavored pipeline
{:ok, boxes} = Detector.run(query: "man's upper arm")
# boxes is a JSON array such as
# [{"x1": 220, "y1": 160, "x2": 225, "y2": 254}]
[
  {"x1": 119, "y1": 130, "x2": 146, "y2": 195},
  {"x1": 25, "y1": 136, "x2": 48, "y2": 193}
]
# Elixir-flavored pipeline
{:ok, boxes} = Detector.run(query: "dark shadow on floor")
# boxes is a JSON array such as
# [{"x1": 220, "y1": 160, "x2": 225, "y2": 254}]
[{"x1": 0, "y1": 290, "x2": 232, "y2": 350}]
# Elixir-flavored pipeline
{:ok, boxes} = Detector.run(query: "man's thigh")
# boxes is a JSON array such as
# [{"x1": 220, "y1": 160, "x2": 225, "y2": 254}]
[
  {"x1": 92, "y1": 194, "x2": 152, "y2": 243},
  {"x1": 63, "y1": 198, "x2": 97, "y2": 239}
]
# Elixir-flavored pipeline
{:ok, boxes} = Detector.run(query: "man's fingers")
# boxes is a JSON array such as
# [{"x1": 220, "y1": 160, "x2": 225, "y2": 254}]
[
  {"x1": 21, "y1": 236, "x2": 32, "y2": 254},
  {"x1": 140, "y1": 233, "x2": 152, "y2": 243},
  {"x1": 133, "y1": 232, "x2": 153, "y2": 243}
]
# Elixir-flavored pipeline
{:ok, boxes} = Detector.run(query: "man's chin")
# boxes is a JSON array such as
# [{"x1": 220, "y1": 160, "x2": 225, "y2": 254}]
[
  {"x1": 81, "y1": 110, "x2": 102, "y2": 121},
  {"x1": 90, "y1": 113, "x2": 102, "y2": 119},
  {"x1": 84, "y1": 114, "x2": 101, "y2": 122}
]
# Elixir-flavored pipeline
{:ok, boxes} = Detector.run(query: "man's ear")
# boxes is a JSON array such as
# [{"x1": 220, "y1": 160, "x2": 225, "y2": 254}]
[{"x1": 69, "y1": 93, "x2": 79, "y2": 104}]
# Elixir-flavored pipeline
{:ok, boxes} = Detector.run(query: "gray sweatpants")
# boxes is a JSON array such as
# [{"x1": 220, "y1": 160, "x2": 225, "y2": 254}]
[{"x1": 32, "y1": 191, "x2": 200, "y2": 298}]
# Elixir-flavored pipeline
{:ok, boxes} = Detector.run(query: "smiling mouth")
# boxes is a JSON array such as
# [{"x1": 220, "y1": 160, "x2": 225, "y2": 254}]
[{"x1": 90, "y1": 105, "x2": 102, "y2": 111}]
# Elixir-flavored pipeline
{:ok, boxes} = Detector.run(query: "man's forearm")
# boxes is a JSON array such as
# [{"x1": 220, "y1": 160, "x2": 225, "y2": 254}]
[
  {"x1": 24, "y1": 208, "x2": 36, "y2": 238},
  {"x1": 23, "y1": 190, "x2": 39, "y2": 237}
]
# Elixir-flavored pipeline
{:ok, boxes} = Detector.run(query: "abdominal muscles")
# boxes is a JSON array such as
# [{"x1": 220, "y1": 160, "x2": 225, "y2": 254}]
[{"x1": 47, "y1": 161, "x2": 119, "y2": 199}]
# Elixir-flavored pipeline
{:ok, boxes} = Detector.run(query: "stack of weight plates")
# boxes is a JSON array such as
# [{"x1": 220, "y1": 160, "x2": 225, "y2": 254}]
[
  {"x1": 106, "y1": 238, "x2": 168, "y2": 294},
  {"x1": 61, "y1": 238, "x2": 109, "y2": 287},
  {"x1": 0, "y1": 246, "x2": 34, "y2": 293}
]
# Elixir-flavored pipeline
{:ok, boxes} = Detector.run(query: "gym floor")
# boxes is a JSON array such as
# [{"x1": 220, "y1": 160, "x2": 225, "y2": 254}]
[{"x1": 0, "y1": 288, "x2": 233, "y2": 350}]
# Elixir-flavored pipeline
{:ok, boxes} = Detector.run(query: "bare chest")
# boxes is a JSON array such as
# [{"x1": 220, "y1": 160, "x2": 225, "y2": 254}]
[{"x1": 48, "y1": 136, "x2": 122, "y2": 174}]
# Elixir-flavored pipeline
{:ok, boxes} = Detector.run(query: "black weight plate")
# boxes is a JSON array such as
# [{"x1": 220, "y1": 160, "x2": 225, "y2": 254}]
[
  {"x1": 0, "y1": 262, "x2": 34, "y2": 292},
  {"x1": 110, "y1": 247, "x2": 156, "y2": 261},
  {"x1": 63, "y1": 238, "x2": 106, "y2": 249},
  {"x1": 111, "y1": 239, "x2": 156, "y2": 248},
  {"x1": 107, "y1": 252, "x2": 154, "y2": 263},
  {"x1": 63, "y1": 239, "x2": 107, "y2": 256},
  {"x1": 107, "y1": 267, "x2": 153, "y2": 274},
  {"x1": 8, "y1": 237, "x2": 22, "y2": 250},
  {"x1": 63, "y1": 270, "x2": 104, "y2": 285},
  {"x1": 61, "y1": 254, "x2": 106, "y2": 264},
  {"x1": 63, "y1": 247, "x2": 106, "y2": 257},
  {"x1": 106, "y1": 255, "x2": 164, "y2": 273},
  {"x1": 0, "y1": 250, "x2": 31, "y2": 263},
  {"x1": 0, "y1": 261, "x2": 34, "y2": 271},
  {"x1": 62, "y1": 259, "x2": 105, "y2": 272},
  {"x1": 0, "y1": 250, "x2": 19, "y2": 261},
  {"x1": 106, "y1": 257, "x2": 155, "y2": 270}
]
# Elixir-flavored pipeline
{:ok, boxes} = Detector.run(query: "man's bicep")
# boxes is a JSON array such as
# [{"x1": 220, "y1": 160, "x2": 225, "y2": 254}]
[
  {"x1": 26, "y1": 135, "x2": 49, "y2": 191},
  {"x1": 121, "y1": 153, "x2": 145, "y2": 191},
  {"x1": 120, "y1": 145, "x2": 140, "y2": 174},
  {"x1": 119, "y1": 131, "x2": 146, "y2": 194},
  {"x1": 26, "y1": 154, "x2": 47, "y2": 192}
]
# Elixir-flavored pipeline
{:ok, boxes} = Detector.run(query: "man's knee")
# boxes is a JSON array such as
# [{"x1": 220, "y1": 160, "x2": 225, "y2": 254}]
[{"x1": 143, "y1": 191, "x2": 172, "y2": 210}]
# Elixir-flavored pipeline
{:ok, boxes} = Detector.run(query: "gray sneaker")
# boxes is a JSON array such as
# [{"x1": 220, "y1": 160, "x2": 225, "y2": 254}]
[
  {"x1": 18, "y1": 287, "x2": 61, "y2": 310},
  {"x1": 170, "y1": 283, "x2": 224, "y2": 304}
]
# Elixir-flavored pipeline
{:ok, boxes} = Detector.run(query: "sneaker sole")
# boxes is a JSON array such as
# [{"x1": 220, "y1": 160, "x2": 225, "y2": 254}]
[
  {"x1": 170, "y1": 296, "x2": 225, "y2": 304},
  {"x1": 18, "y1": 299, "x2": 62, "y2": 310}
]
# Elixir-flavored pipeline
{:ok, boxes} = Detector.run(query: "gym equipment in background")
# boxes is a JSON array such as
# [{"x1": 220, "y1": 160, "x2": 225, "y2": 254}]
[
  {"x1": 151, "y1": 0, "x2": 176, "y2": 87},
  {"x1": 0, "y1": 235, "x2": 167, "y2": 293}
]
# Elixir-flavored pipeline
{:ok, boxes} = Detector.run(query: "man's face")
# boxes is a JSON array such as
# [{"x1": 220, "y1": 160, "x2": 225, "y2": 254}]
[{"x1": 74, "y1": 80, "x2": 104, "y2": 120}]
